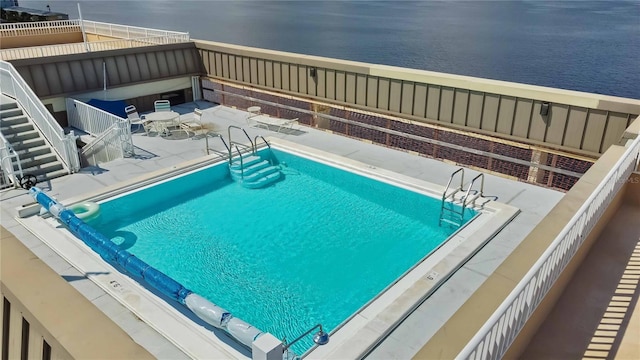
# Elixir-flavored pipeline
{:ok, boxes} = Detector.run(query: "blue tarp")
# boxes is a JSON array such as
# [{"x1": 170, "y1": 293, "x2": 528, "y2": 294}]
[{"x1": 87, "y1": 99, "x2": 127, "y2": 118}]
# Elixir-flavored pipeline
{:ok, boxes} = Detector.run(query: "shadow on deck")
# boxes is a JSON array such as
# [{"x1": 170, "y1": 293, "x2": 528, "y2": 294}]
[{"x1": 521, "y1": 177, "x2": 640, "y2": 359}]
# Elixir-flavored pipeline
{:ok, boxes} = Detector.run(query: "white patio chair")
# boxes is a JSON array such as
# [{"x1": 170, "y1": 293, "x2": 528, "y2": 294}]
[
  {"x1": 154, "y1": 100, "x2": 171, "y2": 112},
  {"x1": 125, "y1": 105, "x2": 153, "y2": 135},
  {"x1": 178, "y1": 108, "x2": 205, "y2": 139}
]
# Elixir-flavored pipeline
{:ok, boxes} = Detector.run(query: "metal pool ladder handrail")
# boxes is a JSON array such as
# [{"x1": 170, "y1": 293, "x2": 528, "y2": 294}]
[
  {"x1": 439, "y1": 168, "x2": 465, "y2": 226},
  {"x1": 205, "y1": 133, "x2": 230, "y2": 157},
  {"x1": 253, "y1": 135, "x2": 270, "y2": 154},
  {"x1": 227, "y1": 125, "x2": 254, "y2": 159}
]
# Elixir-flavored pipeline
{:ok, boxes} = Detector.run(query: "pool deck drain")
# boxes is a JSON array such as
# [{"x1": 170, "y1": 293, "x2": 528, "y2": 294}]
[{"x1": 0, "y1": 101, "x2": 564, "y2": 359}]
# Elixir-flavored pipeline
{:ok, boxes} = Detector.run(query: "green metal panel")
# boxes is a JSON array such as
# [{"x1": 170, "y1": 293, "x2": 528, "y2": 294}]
[
  {"x1": 298, "y1": 66, "x2": 307, "y2": 94},
  {"x1": 481, "y1": 93, "x2": 499, "y2": 131},
  {"x1": 326, "y1": 69, "x2": 336, "y2": 99},
  {"x1": 389, "y1": 79, "x2": 402, "y2": 113},
  {"x1": 227, "y1": 54, "x2": 236, "y2": 80},
  {"x1": 544, "y1": 104, "x2": 568, "y2": 145},
  {"x1": 582, "y1": 109, "x2": 607, "y2": 153},
  {"x1": 346, "y1": 73, "x2": 356, "y2": 103},
  {"x1": 265, "y1": 60, "x2": 273, "y2": 87},
  {"x1": 601, "y1": 112, "x2": 630, "y2": 152},
  {"x1": 290, "y1": 64, "x2": 299, "y2": 92},
  {"x1": 512, "y1": 98, "x2": 533, "y2": 138},
  {"x1": 273, "y1": 62, "x2": 281, "y2": 89},
  {"x1": 528, "y1": 102, "x2": 547, "y2": 142},
  {"x1": 308, "y1": 67, "x2": 317, "y2": 96},
  {"x1": 496, "y1": 96, "x2": 516, "y2": 135},
  {"x1": 317, "y1": 68, "x2": 326, "y2": 98},
  {"x1": 356, "y1": 74, "x2": 367, "y2": 106},
  {"x1": 336, "y1": 71, "x2": 346, "y2": 101},
  {"x1": 235, "y1": 56, "x2": 244, "y2": 82},
  {"x1": 452, "y1": 89, "x2": 469, "y2": 126},
  {"x1": 242, "y1": 57, "x2": 250, "y2": 84},
  {"x1": 125, "y1": 54, "x2": 141, "y2": 82},
  {"x1": 250, "y1": 58, "x2": 258, "y2": 84},
  {"x1": 439, "y1": 87, "x2": 454, "y2": 123},
  {"x1": 257, "y1": 59, "x2": 266, "y2": 85},
  {"x1": 563, "y1": 106, "x2": 588, "y2": 149},
  {"x1": 401, "y1": 81, "x2": 414, "y2": 115},
  {"x1": 467, "y1": 91, "x2": 484, "y2": 129},
  {"x1": 281, "y1": 63, "x2": 289, "y2": 90},
  {"x1": 413, "y1": 83, "x2": 427, "y2": 117},
  {"x1": 426, "y1": 85, "x2": 440, "y2": 120},
  {"x1": 378, "y1": 78, "x2": 389, "y2": 110}
]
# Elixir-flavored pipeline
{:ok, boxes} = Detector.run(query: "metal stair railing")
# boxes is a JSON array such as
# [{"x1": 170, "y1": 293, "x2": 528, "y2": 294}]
[
  {"x1": 439, "y1": 168, "x2": 465, "y2": 226},
  {"x1": 205, "y1": 133, "x2": 230, "y2": 158},
  {"x1": 0, "y1": 136, "x2": 24, "y2": 190},
  {"x1": 0, "y1": 60, "x2": 80, "y2": 173},
  {"x1": 227, "y1": 125, "x2": 254, "y2": 160}
]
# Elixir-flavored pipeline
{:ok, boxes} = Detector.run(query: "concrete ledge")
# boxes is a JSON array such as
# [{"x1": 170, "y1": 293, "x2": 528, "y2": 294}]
[{"x1": 0, "y1": 227, "x2": 154, "y2": 360}]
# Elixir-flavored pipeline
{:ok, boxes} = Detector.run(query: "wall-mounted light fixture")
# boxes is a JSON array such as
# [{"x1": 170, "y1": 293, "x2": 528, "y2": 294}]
[
  {"x1": 309, "y1": 67, "x2": 317, "y2": 78},
  {"x1": 540, "y1": 102, "x2": 550, "y2": 116}
]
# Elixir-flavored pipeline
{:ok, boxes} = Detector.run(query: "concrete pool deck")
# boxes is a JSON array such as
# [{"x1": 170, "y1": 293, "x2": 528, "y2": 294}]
[{"x1": 0, "y1": 101, "x2": 564, "y2": 359}]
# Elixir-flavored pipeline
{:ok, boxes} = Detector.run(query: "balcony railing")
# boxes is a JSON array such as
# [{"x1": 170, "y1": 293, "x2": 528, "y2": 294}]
[
  {"x1": 0, "y1": 19, "x2": 80, "y2": 36},
  {"x1": 457, "y1": 131, "x2": 640, "y2": 360}
]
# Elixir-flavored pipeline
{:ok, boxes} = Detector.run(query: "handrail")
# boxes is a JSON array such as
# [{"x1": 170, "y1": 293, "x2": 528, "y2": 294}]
[
  {"x1": 0, "y1": 139, "x2": 23, "y2": 189},
  {"x1": 0, "y1": 60, "x2": 79, "y2": 173},
  {"x1": 232, "y1": 145, "x2": 244, "y2": 180},
  {"x1": 81, "y1": 20, "x2": 189, "y2": 40},
  {"x1": 227, "y1": 125, "x2": 254, "y2": 159},
  {"x1": 205, "y1": 133, "x2": 230, "y2": 157},
  {"x1": 79, "y1": 122, "x2": 128, "y2": 166},
  {"x1": 457, "y1": 135, "x2": 640, "y2": 360},
  {"x1": 442, "y1": 168, "x2": 464, "y2": 202},
  {"x1": 462, "y1": 173, "x2": 485, "y2": 208},
  {"x1": 253, "y1": 135, "x2": 271, "y2": 154}
]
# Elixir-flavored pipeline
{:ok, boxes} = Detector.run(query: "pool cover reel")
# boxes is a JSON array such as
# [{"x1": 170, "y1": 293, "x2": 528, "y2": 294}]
[{"x1": 30, "y1": 187, "x2": 266, "y2": 349}]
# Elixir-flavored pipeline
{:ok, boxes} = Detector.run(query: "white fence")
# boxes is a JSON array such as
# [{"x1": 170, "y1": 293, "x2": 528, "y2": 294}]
[
  {"x1": 0, "y1": 60, "x2": 79, "y2": 173},
  {"x1": 66, "y1": 98, "x2": 134, "y2": 166},
  {"x1": 0, "y1": 135, "x2": 23, "y2": 190},
  {"x1": 79, "y1": 120, "x2": 134, "y2": 167},
  {"x1": 82, "y1": 20, "x2": 189, "y2": 41},
  {"x1": 0, "y1": 19, "x2": 190, "y2": 61},
  {"x1": 457, "y1": 133, "x2": 640, "y2": 360},
  {"x1": 0, "y1": 34, "x2": 190, "y2": 61},
  {"x1": 0, "y1": 20, "x2": 80, "y2": 36}
]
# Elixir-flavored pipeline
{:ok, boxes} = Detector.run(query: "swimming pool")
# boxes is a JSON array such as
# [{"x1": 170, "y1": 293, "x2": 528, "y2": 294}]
[{"x1": 80, "y1": 145, "x2": 475, "y2": 354}]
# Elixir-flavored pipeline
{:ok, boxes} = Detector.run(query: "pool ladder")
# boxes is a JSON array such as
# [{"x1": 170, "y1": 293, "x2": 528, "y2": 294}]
[{"x1": 439, "y1": 168, "x2": 485, "y2": 227}]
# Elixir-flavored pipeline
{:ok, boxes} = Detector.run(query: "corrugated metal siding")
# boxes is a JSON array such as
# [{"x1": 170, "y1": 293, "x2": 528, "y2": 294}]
[{"x1": 9, "y1": 43, "x2": 205, "y2": 99}]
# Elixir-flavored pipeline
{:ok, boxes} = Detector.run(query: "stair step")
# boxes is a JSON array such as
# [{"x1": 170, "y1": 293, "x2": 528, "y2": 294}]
[
  {"x1": 19, "y1": 161, "x2": 65, "y2": 179},
  {"x1": 0, "y1": 114, "x2": 29, "y2": 127},
  {"x1": 4, "y1": 130, "x2": 40, "y2": 143},
  {"x1": 0, "y1": 108, "x2": 23, "y2": 119},
  {"x1": 13, "y1": 144, "x2": 52, "y2": 158},
  {"x1": 0, "y1": 101, "x2": 18, "y2": 111},
  {"x1": 230, "y1": 160, "x2": 270, "y2": 177},
  {"x1": 243, "y1": 171, "x2": 281, "y2": 189},
  {"x1": 12, "y1": 153, "x2": 58, "y2": 171},
  {"x1": 440, "y1": 218, "x2": 461, "y2": 227},
  {"x1": 241, "y1": 165, "x2": 279, "y2": 183},
  {"x1": 230, "y1": 155, "x2": 262, "y2": 170},
  {"x1": 1, "y1": 122, "x2": 34, "y2": 135},
  {"x1": 12, "y1": 138, "x2": 46, "y2": 152}
]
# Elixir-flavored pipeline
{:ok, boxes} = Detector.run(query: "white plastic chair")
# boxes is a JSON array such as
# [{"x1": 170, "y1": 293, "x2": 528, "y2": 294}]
[
  {"x1": 125, "y1": 105, "x2": 153, "y2": 135},
  {"x1": 154, "y1": 100, "x2": 171, "y2": 112},
  {"x1": 179, "y1": 108, "x2": 205, "y2": 139}
]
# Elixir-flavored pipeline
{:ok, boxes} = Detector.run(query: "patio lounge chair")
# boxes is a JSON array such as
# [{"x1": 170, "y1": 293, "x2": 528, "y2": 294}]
[
  {"x1": 178, "y1": 108, "x2": 205, "y2": 139},
  {"x1": 254, "y1": 116, "x2": 299, "y2": 133},
  {"x1": 125, "y1": 105, "x2": 153, "y2": 135}
]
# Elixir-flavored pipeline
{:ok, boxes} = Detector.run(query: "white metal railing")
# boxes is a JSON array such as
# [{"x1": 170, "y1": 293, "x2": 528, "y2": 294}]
[
  {"x1": 0, "y1": 136, "x2": 24, "y2": 190},
  {"x1": 0, "y1": 60, "x2": 80, "y2": 173},
  {"x1": 0, "y1": 20, "x2": 80, "y2": 36},
  {"x1": 79, "y1": 119, "x2": 133, "y2": 167},
  {"x1": 66, "y1": 98, "x2": 122, "y2": 136},
  {"x1": 457, "y1": 134, "x2": 640, "y2": 360},
  {"x1": 0, "y1": 34, "x2": 191, "y2": 61},
  {"x1": 81, "y1": 20, "x2": 189, "y2": 41}
]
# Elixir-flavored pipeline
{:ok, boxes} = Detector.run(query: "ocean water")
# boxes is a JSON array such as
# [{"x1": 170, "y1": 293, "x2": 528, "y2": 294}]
[{"x1": 19, "y1": 1, "x2": 640, "y2": 99}]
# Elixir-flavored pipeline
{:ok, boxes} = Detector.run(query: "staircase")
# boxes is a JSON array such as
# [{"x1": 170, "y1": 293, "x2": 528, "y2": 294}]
[
  {"x1": 0, "y1": 97, "x2": 68, "y2": 184},
  {"x1": 229, "y1": 154, "x2": 281, "y2": 189}
]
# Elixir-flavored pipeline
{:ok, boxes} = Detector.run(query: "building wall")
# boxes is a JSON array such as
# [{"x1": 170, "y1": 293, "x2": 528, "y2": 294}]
[
  {"x1": 194, "y1": 39, "x2": 640, "y2": 157},
  {"x1": 0, "y1": 228, "x2": 154, "y2": 360},
  {"x1": 0, "y1": 32, "x2": 83, "y2": 49}
]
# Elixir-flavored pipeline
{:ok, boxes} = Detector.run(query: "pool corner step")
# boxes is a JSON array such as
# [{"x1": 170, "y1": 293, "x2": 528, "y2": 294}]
[{"x1": 229, "y1": 157, "x2": 282, "y2": 189}]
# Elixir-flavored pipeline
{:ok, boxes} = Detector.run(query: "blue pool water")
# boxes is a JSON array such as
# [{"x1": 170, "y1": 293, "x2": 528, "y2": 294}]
[{"x1": 91, "y1": 149, "x2": 475, "y2": 353}]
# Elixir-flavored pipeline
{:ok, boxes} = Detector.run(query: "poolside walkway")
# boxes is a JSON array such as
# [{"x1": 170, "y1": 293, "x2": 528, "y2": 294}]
[{"x1": 1, "y1": 100, "x2": 565, "y2": 359}]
